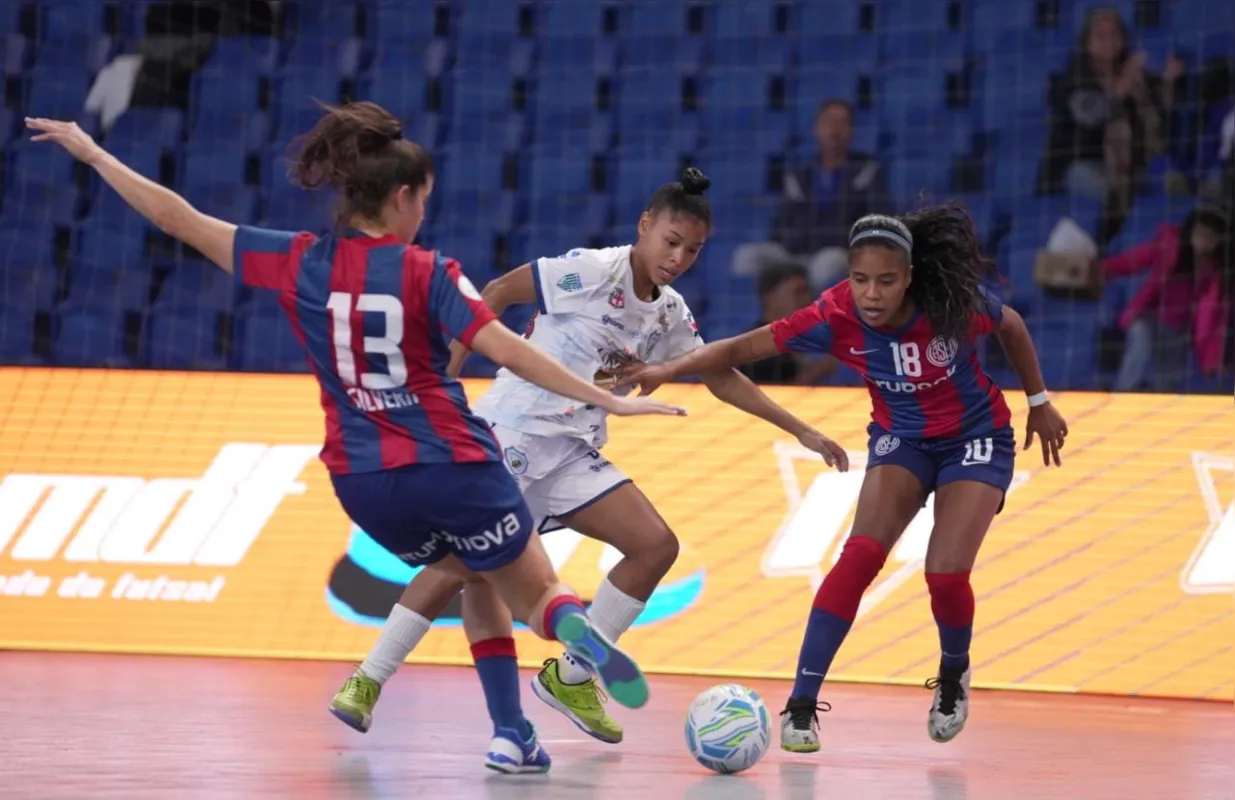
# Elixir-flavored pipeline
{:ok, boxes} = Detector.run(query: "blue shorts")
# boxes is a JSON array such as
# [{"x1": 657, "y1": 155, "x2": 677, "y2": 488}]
[
  {"x1": 330, "y1": 461, "x2": 534, "y2": 572},
  {"x1": 866, "y1": 423, "x2": 1016, "y2": 512}
]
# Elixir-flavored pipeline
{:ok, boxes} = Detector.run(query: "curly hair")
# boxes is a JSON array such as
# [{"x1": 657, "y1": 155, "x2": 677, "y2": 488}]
[{"x1": 850, "y1": 203, "x2": 1000, "y2": 342}]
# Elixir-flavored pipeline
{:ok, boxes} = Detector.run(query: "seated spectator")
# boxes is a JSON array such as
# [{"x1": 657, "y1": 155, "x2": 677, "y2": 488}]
[
  {"x1": 733, "y1": 99, "x2": 890, "y2": 289},
  {"x1": 739, "y1": 263, "x2": 839, "y2": 385},
  {"x1": 1039, "y1": 7, "x2": 1179, "y2": 236},
  {"x1": 1102, "y1": 202, "x2": 1232, "y2": 391}
]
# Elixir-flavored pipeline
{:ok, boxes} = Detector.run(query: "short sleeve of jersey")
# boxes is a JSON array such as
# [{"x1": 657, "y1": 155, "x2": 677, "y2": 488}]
[
  {"x1": 770, "y1": 299, "x2": 834, "y2": 354},
  {"x1": 663, "y1": 300, "x2": 704, "y2": 360},
  {"x1": 969, "y1": 284, "x2": 1006, "y2": 337},
  {"x1": 233, "y1": 225, "x2": 315, "y2": 291},
  {"x1": 530, "y1": 249, "x2": 609, "y2": 315},
  {"x1": 427, "y1": 253, "x2": 497, "y2": 348}
]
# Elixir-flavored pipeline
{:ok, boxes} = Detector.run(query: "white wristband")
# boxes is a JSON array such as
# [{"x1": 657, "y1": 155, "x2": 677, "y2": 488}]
[{"x1": 1026, "y1": 391, "x2": 1050, "y2": 408}]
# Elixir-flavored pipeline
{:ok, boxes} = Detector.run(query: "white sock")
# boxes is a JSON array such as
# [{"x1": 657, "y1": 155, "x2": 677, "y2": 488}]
[
  {"x1": 558, "y1": 578, "x2": 646, "y2": 684},
  {"x1": 357, "y1": 604, "x2": 432, "y2": 685}
]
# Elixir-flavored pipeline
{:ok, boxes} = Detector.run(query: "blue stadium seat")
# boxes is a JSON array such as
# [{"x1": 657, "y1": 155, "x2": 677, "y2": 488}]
[
  {"x1": 145, "y1": 263, "x2": 236, "y2": 369},
  {"x1": 612, "y1": 154, "x2": 680, "y2": 218},
  {"x1": 235, "y1": 293, "x2": 308, "y2": 372},
  {"x1": 193, "y1": 68, "x2": 264, "y2": 120},
  {"x1": 2, "y1": 33, "x2": 28, "y2": 77},
  {"x1": 25, "y1": 64, "x2": 91, "y2": 118},
  {"x1": 366, "y1": 1, "x2": 440, "y2": 45},
  {"x1": 105, "y1": 108, "x2": 185, "y2": 151},
  {"x1": 284, "y1": 36, "x2": 364, "y2": 75},
  {"x1": 799, "y1": 3, "x2": 868, "y2": 38},
  {"x1": 76, "y1": 220, "x2": 150, "y2": 276},
  {"x1": 456, "y1": 0, "x2": 528, "y2": 45},
  {"x1": 703, "y1": 72, "x2": 789, "y2": 144},
  {"x1": 628, "y1": 1, "x2": 701, "y2": 38},
  {"x1": 191, "y1": 111, "x2": 271, "y2": 155},
  {"x1": 182, "y1": 145, "x2": 251, "y2": 192},
  {"x1": 200, "y1": 36, "x2": 280, "y2": 77},
  {"x1": 887, "y1": 158, "x2": 956, "y2": 207},
  {"x1": 53, "y1": 267, "x2": 150, "y2": 367},
  {"x1": 263, "y1": 186, "x2": 335, "y2": 233},
  {"x1": 0, "y1": 266, "x2": 56, "y2": 363},
  {"x1": 183, "y1": 186, "x2": 260, "y2": 229},
  {"x1": 541, "y1": 5, "x2": 610, "y2": 38},
  {"x1": 6, "y1": 143, "x2": 82, "y2": 218}
]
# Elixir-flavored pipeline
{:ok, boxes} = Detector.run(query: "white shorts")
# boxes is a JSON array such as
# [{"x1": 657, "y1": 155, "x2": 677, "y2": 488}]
[{"x1": 492, "y1": 423, "x2": 631, "y2": 533}]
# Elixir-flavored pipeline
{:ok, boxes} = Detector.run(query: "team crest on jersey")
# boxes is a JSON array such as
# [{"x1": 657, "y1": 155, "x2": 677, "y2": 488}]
[
  {"x1": 503, "y1": 446, "x2": 529, "y2": 476},
  {"x1": 608, "y1": 286, "x2": 625, "y2": 309},
  {"x1": 926, "y1": 336, "x2": 959, "y2": 367},
  {"x1": 874, "y1": 434, "x2": 901, "y2": 456},
  {"x1": 556, "y1": 272, "x2": 583, "y2": 293},
  {"x1": 658, "y1": 311, "x2": 670, "y2": 331}
]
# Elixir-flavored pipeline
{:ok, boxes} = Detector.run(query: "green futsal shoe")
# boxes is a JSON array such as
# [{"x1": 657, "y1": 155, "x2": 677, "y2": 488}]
[
  {"x1": 330, "y1": 671, "x2": 381, "y2": 733},
  {"x1": 530, "y1": 658, "x2": 624, "y2": 744}
]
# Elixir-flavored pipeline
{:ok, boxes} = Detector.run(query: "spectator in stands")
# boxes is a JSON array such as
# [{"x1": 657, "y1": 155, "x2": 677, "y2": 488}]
[
  {"x1": 1103, "y1": 202, "x2": 1232, "y2": 391},
  {"x1": 733, "y1": 99, "x2": 891, "y2": 290},
  {"x1": 1039, "y1": 8, "x2": 1179, "y2": 223},
  {"x1": 739, "y1": 263, "x2": 838, "y2": 385}
]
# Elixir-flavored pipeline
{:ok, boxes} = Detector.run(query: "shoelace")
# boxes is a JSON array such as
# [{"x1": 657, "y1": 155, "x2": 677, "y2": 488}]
[
  {"x1": 779, "y1": 699, "x2": 832, "y2": 730},
  {"x1": 543, "y1": 658, "x2": 609, "y2": 710},
  {"x1": 925, "y1": 675, "x2": 965, "y2": 716},
  {"x1": 344, "y1": 675, "x2": 378, "y2": 704}
]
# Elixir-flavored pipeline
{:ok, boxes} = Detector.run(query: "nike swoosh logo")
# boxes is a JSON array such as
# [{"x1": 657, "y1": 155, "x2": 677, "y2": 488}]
[
  {"x1": 801, "y1": 669, "x2": 824, "y2": 677},
  {"x1": 849, "y1": 348, "x2": 877, "y2": 355}
]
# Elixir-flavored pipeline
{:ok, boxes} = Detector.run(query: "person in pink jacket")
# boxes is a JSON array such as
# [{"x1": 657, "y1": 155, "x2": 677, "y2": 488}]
[{"x1": 1103, "y1": 203, "x2": 1232, "y2": 391}]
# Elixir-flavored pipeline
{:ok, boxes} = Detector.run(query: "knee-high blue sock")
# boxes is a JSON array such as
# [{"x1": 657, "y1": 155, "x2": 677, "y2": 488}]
[
  {"x1": 791, "y1": 536, "x2": 889, "y2": 700},
  {"x1": 471, "y1": 637, "x2": 531, "y2": 739}
]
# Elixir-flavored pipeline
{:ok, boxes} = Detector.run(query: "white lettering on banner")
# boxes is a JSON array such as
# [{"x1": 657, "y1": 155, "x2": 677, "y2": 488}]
[
  {"x1": 761, "y1": 441, "x2": 1030, "y2": 620},
  {"x1": 0, "y1": 444, "x2": 318, "y2": 604},
  {"x1": 1182, "y1": 452, "x2": 1235, "y2": 594}
]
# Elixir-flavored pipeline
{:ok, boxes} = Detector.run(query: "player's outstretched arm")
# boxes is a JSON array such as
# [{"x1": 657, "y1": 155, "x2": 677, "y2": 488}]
[
  {"x1": 995, "y1": 306, "x2": 1069, "y2": 466},
  {"x1": 446, "y1": 264, "x2": 536, "y2": 377},
  {"x1": 700, "y1": 368, "x2": 848, "y2": 470},
  {"x1": 468, "y1": 320, "x2": 687, "y2": 419},
  {"x1": 617, "y1": 326, "x2": 781, "y2": 395},
  {"x1": 26, "y1": 118, "x2": 238, "y2": 272}
]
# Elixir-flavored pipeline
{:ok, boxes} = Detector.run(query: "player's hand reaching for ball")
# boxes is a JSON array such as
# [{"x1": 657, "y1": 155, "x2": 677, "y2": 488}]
[
  {"x1": 796, "y1": 428, "x2": 849, "y2": 471},
  {"x1": 26, "y1": 118, "x2": 104, "y2": 164},
  {"x1": 1024, "y1": 401, "x2": 1068, "y2": 467}
]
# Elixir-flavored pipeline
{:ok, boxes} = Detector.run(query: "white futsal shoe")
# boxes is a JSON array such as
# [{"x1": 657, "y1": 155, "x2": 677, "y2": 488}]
[
  {"x1": 926, "y1": 666, "x2": 971, "y2": 743},
  {"x1": 779, "y1": 697, "x2": 831, "y2": 753}
]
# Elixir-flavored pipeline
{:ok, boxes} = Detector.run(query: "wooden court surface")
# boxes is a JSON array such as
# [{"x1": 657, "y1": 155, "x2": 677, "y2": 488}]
[{"x1": 4, "y1": 652, "x2": 1231, "y2": 799}]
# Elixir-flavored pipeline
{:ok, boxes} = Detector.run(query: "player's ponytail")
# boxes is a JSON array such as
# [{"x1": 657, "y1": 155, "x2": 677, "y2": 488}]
[
  {"x1": 899, "y1": 203, "x2": 1000, "y2": 342},
  {"x1": 646, "y1": 166, "x2": 713, "y2": 229},
  {"x1": 289, "y1": 100, "x2": 434, "y2": 225}
]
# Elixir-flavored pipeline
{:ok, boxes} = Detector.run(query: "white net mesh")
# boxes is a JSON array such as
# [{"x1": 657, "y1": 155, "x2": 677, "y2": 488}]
[{"x1": 0, "y1": 0, "x2": 1232, "y2": 391}]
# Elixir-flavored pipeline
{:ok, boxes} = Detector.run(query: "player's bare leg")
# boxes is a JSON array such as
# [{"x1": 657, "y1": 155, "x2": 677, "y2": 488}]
[
  {"x1": 436, "y1": 535, "x2": 650, "y2": 710},
  {"x1": 330, "y1": 568, "x2": 464, "y2": 732},
  {"x1": 921, "y1": 481, "x2": 1001, "y2": 744},
  {"x1": 533, "y1": 483, "x2": 678, "y2": 744},
  {"x1": 781, "y1": 465, "x2": 923, "y2": 753}
]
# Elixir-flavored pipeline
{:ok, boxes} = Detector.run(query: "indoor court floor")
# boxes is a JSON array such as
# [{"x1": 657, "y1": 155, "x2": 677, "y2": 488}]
[{"x1": 5, "y1": 652, "x2": 1232, "y2": 799}]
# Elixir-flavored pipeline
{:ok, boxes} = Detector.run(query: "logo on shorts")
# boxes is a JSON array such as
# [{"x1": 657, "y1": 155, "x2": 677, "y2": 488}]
[
  {"x1": 874, "y1": 434, "x2": 901, "y2": 456},
  {"x1": 504, "y1": 446, "x2": 529, "y2": 476},
  {"x1": 608, "y1": 286, "x2": 625, "y2": 309},
  {"x1": 926, "y1": 336, "x2": 959, "y2": 367}
]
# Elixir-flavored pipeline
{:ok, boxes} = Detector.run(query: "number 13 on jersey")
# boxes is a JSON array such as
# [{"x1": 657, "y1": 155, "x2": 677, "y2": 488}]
[{"x1": 326, "y1": 292, "x2": 407, "y2": 389}]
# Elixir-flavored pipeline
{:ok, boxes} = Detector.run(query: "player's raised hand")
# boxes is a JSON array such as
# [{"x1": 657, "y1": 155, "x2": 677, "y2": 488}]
[
  {"x1": 26, "y1": 118, "x2": 105, "y2": 164},
  {"x1": 1024, "y1": 401, "x2": 1068, "y2": 467},
  {"x1": 796, "y1": 428, "x2": 849, "y2": 471},
  {"x1": 602, "y1": 395, "x2": 687, "y2": 418},
  {"x1": 614, "y1": 362, "x2": 671, "y2": 396}
]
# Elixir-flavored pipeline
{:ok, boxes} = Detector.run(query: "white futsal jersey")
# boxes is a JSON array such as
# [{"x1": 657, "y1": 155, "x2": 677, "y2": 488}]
[{"x1": 475, "y1": 245, "x2": 702, "y2": 449}]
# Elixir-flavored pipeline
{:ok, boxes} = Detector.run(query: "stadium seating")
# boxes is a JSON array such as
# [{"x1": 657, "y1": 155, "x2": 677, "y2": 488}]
[{"x1": 0, "y1": 0, "x2": 1230, "y2": 393}]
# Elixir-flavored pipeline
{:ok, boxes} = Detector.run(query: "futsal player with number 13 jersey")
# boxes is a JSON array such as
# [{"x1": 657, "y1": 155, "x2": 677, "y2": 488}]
[
  {"x1": 620, "y1": 207, "x2": 1069, "y2": 750},
  {"x1": 27, "y1": 102, "x2": 689, "y2": 775}
]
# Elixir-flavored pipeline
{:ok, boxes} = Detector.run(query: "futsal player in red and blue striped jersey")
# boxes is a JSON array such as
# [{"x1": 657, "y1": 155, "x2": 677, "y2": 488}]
[
  {"x1": 27, "y1": 103, "x2": 686, "y2": 774},
  {"x1": 618, "y1": 206, "x2": 1069, "y2": 749}
]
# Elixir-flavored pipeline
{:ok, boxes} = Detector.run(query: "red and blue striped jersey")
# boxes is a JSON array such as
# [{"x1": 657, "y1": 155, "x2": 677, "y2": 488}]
[
  {"x1": 771, "y1": 282, "x2": 1013, "y2": 440},
  {"x1": 233, "y1": 226, "x2": 502, "y2": 474}
]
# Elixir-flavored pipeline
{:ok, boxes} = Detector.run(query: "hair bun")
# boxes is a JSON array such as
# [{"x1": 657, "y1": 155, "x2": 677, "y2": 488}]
[{"x1": 680, "y1": 166, "x2": 711, "y2": 196}]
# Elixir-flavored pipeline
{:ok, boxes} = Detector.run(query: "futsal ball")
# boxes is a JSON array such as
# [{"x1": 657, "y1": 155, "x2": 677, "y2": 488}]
[{"x1": 684, "y1": 683, "x2": 772, "y2": 774}]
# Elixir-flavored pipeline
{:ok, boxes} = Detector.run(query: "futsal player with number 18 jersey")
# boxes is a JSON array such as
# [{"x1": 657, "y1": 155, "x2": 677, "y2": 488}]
[
  {"x1": 27, "y1": 102, "x2": 688, "y2": 775},
  {"x1": 618, "y1": 208, "x2": 1069, "y2": 750}
]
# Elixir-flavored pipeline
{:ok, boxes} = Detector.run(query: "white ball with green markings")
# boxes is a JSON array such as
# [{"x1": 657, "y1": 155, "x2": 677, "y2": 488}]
[{"x1": 684, "y1": 683, "x2": 772, "y2": 774}]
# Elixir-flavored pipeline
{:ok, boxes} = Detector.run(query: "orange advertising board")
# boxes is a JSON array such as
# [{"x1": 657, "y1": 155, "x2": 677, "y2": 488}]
[{"x1": 0, "y1": 367, "x2": 1231, "y2": 701}]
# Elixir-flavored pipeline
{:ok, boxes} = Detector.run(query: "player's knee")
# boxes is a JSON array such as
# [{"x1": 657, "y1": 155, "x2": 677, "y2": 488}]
[
  {"x1": 639, "y1": 525, "x2": 680, "y2": 579},
  {"x1": 924, "y1": 551, "x2": 977, "y2": 574}
]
